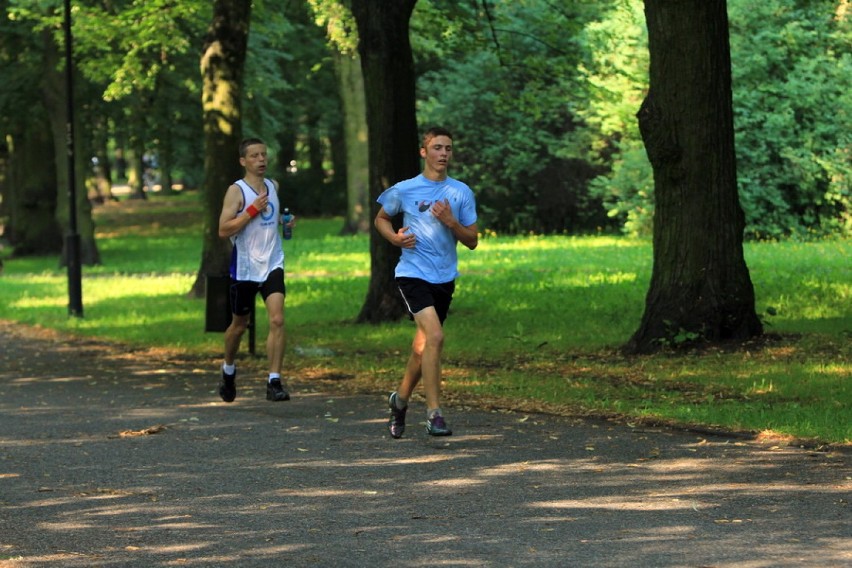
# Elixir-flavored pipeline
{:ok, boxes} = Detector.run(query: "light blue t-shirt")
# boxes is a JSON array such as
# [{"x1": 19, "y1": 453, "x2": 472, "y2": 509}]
[{"x1": 377, "y1": 174, "x2": 477, "y2": 283}]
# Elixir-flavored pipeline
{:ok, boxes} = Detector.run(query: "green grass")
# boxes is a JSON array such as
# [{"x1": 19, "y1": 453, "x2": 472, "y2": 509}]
[{"x1": 1, "y1": 192, "x2": 850, "y2": 445}]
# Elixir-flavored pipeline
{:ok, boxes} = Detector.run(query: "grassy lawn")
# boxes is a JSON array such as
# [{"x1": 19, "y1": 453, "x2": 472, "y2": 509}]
[{"x1": 1, "y1": 192, "x2": 849, "y2": 446}]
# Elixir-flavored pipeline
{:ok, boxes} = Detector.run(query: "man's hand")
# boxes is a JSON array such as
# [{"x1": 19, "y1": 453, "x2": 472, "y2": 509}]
[
  {"x1": 431, "y1": 198, "x2": 455, "y2": 226},
  {"x1": 394, "y1": 227, "x2": 416, "y2": 249},
  {"x1": 431, "y1": 198, "x2": 478, "y2": 250},
  {"x1": 250, "y1": 192, "x2": 269, "y2": 214}
]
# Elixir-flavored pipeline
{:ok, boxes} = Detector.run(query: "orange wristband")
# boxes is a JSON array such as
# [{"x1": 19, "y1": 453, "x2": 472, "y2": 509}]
[{"x1": 246, "y1": 204, "x2": 259, "y2": 218}]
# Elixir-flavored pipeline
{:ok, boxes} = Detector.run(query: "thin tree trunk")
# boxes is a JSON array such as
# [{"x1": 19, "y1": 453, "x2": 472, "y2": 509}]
[
  {"x1": 334, "y1": 49, "x2": 370, "y2": 235},
  {"x1": 351, "y1": 0, "x2": 419, "y2": 323},
  {"x1": 188, "y1": 0, "x2": 252, "y2": 299},
  {"x1": 626, "y1": 0, "x2": 761, "y2": 353}
]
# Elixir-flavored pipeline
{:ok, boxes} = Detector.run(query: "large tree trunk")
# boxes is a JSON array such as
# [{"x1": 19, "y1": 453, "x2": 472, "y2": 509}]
[
  {"x1": 188, "y1": 0, "x2": 252, "y2": 299},
  {"x1": 334, "y1": 49, "x2": 370, "y2": 235},
  {"x1": 626, "y1": 0, "x2": 762, "y2": 353},
  {"x1": 4, "y1": 116, "x2": 62, "y2": 255},
  {"x1": 41, "y1": 30, "x2": 100, "y2": 267},
  {"x1": 351, "y1": 0, "x2": 420, "y2": 323}
]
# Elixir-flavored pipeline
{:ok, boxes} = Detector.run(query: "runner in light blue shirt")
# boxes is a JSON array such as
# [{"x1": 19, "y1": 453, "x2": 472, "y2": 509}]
[
  {"x1": 377, "y1": 173, "x2": 477, "y2": 284},
  {"x1": 374, "y1": 126, "x2": 479, "y2": 438}
]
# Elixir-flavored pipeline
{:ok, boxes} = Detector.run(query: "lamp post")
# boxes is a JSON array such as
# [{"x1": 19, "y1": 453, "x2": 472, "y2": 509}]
[{"x1": 64, "y1": 0, "x2": 83, "y2": 317}]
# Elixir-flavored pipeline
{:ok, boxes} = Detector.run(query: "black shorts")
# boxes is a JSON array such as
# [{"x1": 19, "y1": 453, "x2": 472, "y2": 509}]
[
  {"x1": 230, "y1": 268, "x2": 285, "y2": 316},
  {"x1": 396, "y1": 277, "x2": 455, "y2": 324}
]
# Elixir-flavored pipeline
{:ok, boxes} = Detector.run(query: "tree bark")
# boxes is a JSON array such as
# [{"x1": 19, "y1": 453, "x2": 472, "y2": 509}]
[
  {"x1": 4, "y1": 115, "x2": 62, "y2": 255},
  {"x1": 351, "y1": 0, "x2": 420, "y2": 323},
  {"x1": 626, "y1": 0, "x2": 762, "y2": 353},
  {"x1": 188, "y1": 0, "x2": 252, "y2": 299},
  {"x1": 333, "y1": 49, "x2": 370, "y2": 235}
]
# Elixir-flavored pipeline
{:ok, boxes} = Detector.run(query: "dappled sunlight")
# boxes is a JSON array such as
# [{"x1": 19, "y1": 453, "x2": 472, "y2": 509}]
[
  {"x1": 1, "y1": 310, "x2": 849, "y2": 567},
  {"x1": 807, "y1": 361, "x2": 852, "y2": 377},
  {"x1": 476, "y1": 235, "x2": 645, "y2": 251},
  {"x1": 131, "y1": 542, "x2": 214, "y2": 555},
  {"x1": 530, "y1": 496, "x2": 713, "y2": 512},
  {"x1": 10, "y1": 375, "x2": 84, "y2": 385},
  {"x1": 476, "y1": 459, "x2": 570, "y2": 477},
  {"x1": 272, "y1": 454, "x2": 463, "y2": 469},
  {"x1": 427, "y1": 477, "x2": 488, "y2": 488},
  {"x1": 19, "y1": 494, "x2": 162, "y2": 510},
  {"x1": 12, "y1": 295, "x2": 67, "y2": 309},
  {"x1": 270, "y1": 487, "x2": 389, "y2": 498}
]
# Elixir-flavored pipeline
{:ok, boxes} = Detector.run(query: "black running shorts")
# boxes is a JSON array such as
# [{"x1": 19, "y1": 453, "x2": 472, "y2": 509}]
[
  {"x1": 396, "y1": 277, "x2": 455, "y2": 324},
  {"x1": 230, "y1": 268, "x2": 285, "y2": 316}
]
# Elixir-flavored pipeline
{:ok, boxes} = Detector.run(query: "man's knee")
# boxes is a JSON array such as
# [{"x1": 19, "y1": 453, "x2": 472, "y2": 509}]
[
  {"x1": 268, "y1": 311, "x2": 284, "y2": 330},
  {"x1": 228, "y1": 316, "x2": 250, "y2": 335},
  {"x1": 421, "y1": 326, "x2": 444, "y2": 350}
]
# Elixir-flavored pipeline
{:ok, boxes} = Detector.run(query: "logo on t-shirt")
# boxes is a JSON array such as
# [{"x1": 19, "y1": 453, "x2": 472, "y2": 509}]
[{"x1": 417, "y1": 200, "x2": 432, "y2": 212}]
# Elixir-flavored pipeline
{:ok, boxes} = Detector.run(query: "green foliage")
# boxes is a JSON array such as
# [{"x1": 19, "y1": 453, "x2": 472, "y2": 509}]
[
  {"x1": 308, "y1": 0, "x2": 358, "y2": 54},
  {"x1": 577, "y1": 1, "x2": 653, "y2": 236},
  {"x1": 415, "y1": 0, "x2": 611, "y2": 234},
  {"x1": 729, "y1": 0, "x2": 851, "y2": 238},
  {"x1": 588, "y1": 140, "x2": 654, "y2": 236},
  {"x1": 588, "y1": 0, "x2": 850, "y2": 239},
  {"x1": 1, "y1": 0, "x2": 848, "y2": 244}
]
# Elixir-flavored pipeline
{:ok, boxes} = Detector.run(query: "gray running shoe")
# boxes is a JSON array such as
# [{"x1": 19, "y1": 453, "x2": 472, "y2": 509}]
[
  {"x1": 388, "y1": 392, "x2": 407, "y2": 439},
  {"x1": 426, "y1": 414, "x2": 452, "y2": 436}
]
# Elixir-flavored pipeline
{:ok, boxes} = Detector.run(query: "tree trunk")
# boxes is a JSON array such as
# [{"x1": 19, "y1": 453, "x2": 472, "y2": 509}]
[
  {"x1": 351, "y1": 0, "x2": 420, "y2": 323},
  {"x1": 188, "y1": 0, "x2": 252, "y2": 299},
  {"x1": 129, "y1": 130, "x2": 148, "y2": 200},
  {"x1": 4, "y1": 116, "x2": 62, "y2": 255},
  {"x1": 626, "y1": 0, "x2": 762, "y2": 353},
  {"x1": 41, "y1": 30, "x2": 100, "y2": 266},
  {"x1": 334, "y1": 49, "x2": 370, "y2": 235}
]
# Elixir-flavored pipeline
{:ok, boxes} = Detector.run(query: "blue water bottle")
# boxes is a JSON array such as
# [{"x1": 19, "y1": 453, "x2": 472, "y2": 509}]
[{"x1": 282, "y1": 208, "x2": 293, "y2": 240}]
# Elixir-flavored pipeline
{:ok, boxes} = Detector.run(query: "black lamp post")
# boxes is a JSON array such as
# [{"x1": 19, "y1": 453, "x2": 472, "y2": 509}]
[{"x1": 64, "y1": 0, "x2": 83, "y2": 317}]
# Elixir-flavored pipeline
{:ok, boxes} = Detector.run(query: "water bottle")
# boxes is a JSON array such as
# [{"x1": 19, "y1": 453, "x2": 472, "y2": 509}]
[{"x1": 282, "y1": 208, "x2": 293, "y2": 240}]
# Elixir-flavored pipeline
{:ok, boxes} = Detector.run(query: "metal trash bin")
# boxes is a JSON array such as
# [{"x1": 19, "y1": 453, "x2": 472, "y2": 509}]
[
  {"x1": 205, "y1": 275, "x2": 231, "y2": 332},
  {"x1": 205, "y1": 274, "x2": 255, "y2": 354}
]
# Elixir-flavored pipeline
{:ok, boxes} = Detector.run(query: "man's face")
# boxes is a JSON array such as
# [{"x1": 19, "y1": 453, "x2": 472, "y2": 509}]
[
  {"x1": 240, "y1": 144, "x2": 268, "y2": 177},
  {"x1": 420, "y1": 135, "x2": 453, "y2": 174}
]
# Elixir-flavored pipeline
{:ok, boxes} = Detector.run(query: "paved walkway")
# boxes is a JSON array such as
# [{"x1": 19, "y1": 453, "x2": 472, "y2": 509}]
[{"x1": 0, "y1": 322, "x2": 849, "y2": 567}]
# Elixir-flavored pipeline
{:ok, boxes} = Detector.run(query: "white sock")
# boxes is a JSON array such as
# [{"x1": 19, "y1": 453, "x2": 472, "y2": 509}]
[
  {"x1": 269, "y1": 373, "x2": 280, "y2": 383},
  {"x1": 223, "y1": 363, "x2": 236, "y2": 375},
  {"x1": 427, "y1": 408, "x2": 442, "y2": 420}
]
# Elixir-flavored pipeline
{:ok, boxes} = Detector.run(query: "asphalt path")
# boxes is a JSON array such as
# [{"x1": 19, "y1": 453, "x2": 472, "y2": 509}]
[{"x1": 0, "y1": 321, "x2": 849, "y2": 567}]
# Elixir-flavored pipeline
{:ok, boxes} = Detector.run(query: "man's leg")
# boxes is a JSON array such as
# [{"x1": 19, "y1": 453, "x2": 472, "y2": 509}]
[
  {"x1": 397, "y1": 327, "x2": 425, "y2": 401},
  {"x1": 224, "y1": 314, "x2": 250, "y2": 366},
  {"x1": 387, "y1": 315, "x2": 433, "y2": 438},
  {"x1": 264, "y1": 291, "x2": 289, "y2": 401},
  {"x1": 264, "y1": 291, "x2": 286, "y2": 375},
  {"x1": 220, "y1": 313, "x2": 249, "y2": 402},
  {"x1": 411, "y1": 307, "x2": 444, "y2": 411}
]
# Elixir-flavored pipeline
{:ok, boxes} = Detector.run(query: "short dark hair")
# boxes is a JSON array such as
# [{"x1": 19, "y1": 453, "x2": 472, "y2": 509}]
[
  {"x1": 239, "y1": 138, "x2": 265, "y2": 158},
  {"x1": 421, "y1": 126, "x2": 453, "y2": 148}
]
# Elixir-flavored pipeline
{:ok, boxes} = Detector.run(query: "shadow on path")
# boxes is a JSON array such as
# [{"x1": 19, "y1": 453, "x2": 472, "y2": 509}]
[{"x1": 0, "y1": 322, "x2": 849, "y2": 567}]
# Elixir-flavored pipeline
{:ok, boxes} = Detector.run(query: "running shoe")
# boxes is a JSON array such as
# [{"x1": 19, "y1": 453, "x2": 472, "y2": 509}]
[
  {"x1": 219, "y1": 370, "x2": 236, "y2": 403},
  {"x1": 266, "y1": 378, "x2": 290, "y2": 401},
  {"x1": 426, "y1": 414, "x2": 452, "y2": 436},
  {"x1": 388, "y1": 392, "x2": 407, "y2": 439}
]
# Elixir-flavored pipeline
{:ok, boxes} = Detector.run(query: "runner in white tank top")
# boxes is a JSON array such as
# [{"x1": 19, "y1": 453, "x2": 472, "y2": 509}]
[{"x1": 216, "y1": 138, "x2": 295, "y2": 404}]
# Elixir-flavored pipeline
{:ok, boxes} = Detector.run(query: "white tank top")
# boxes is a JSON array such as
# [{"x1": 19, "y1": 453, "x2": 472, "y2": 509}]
[{"x1": 229, "y1": 178, "x2": 285, "y2": 282}]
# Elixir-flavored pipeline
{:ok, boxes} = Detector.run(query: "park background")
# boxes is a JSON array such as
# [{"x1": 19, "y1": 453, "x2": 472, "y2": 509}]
[{"x1": 0, "y1": 1, "x2": 849, "y2": 445}]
